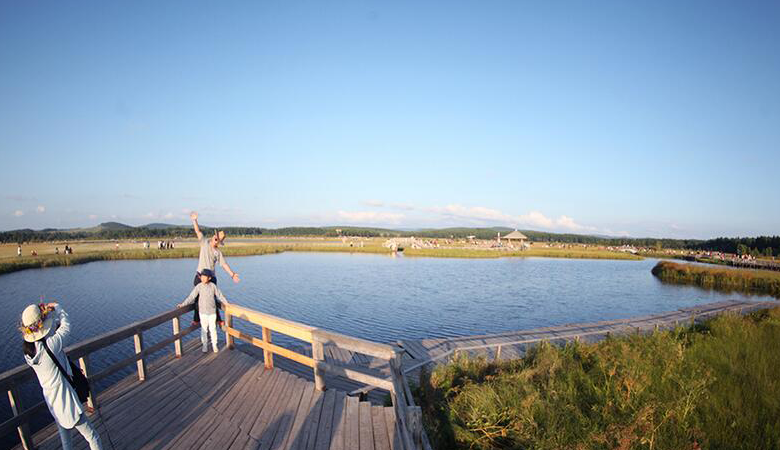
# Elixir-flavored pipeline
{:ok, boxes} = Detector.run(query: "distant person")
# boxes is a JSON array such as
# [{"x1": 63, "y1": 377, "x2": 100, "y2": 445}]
[
  {"x1": 55, "y1": 247, "x2": 60, "y2": 255},
  {"x1": 21, "y1": 303, "x2": 104, "y2": 450},
  {"x1": 189, "y1": 211, "x2": 240, "y2": 326},
  {"x1": 17, "y1": 245, "x2": 22, "y2": 257},
  {"x1": 115, "y1": 243, "x2": 119, "y2": 251},
  {"x1": 177, "y1": 269, "x2": 229, "y2": 353}
]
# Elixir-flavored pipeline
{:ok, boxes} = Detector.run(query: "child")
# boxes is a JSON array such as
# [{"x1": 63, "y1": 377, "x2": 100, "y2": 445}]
[{"x1": 177, "y1": 269, "x2": 229, "y2": 353}]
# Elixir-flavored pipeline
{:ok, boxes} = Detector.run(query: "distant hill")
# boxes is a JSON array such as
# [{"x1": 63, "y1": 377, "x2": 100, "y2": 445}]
[
  {"x1": 0, "y1": 222, "x2": 721, "y2": 251},
  {"x1": 142, "y1": 223, "x2": 187, "y2": 229},
  {"x1": 96, "y1": 222, "x2": 134, "y2": 230}
]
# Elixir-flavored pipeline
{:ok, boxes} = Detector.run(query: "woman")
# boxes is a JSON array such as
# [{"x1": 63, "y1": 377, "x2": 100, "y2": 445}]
[
  {"x1": 189, "y1": 212, "x2": 240, "y2": 324},
  {"x1": 21, "y1": 303, "x2": 103, "y2": 450}
]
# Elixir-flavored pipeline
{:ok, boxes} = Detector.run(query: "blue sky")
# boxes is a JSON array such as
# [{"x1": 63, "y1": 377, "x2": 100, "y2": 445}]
[{"x1": 1, "y1": 1, "x2": 779, "y2": 239}]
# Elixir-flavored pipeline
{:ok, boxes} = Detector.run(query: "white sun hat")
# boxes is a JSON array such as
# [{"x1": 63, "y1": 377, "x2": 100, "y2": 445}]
[{"x1": 20, "y1": 304, "x2": 56, "y2": 343}]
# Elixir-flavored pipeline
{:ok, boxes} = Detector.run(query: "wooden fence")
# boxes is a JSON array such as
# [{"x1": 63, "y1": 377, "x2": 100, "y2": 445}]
[
  {"x1": 223, "y1": 303, "x2": 428, "y2": 450},
  {"x1": 0, "y1": 304, "x2": 198, "y2": 450},
  {"x1": 1, "y1": 303, "x2": 430, "y2": 450}
]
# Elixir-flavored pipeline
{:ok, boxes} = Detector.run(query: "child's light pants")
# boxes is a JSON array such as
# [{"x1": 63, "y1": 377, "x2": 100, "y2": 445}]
[{"x1": 200, "y1": 313, "x2": 219, "y2": 351}]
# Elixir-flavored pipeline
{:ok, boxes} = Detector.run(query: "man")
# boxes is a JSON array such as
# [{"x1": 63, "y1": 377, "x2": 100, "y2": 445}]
[{"x1": 189, "y1": 211, "x2": 240, "y2": 325}]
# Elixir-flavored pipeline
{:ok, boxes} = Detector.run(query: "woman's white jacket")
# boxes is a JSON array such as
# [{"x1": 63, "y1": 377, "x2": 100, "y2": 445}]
[{"x1": 24, "y1": 308, "x2": 83, "y2": 429}]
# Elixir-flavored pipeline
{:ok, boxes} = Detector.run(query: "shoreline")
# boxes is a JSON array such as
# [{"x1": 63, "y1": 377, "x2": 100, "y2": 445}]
[
  {"x1": 0, "y1": 243, "x2": 646, "y2": 276},
  {"x1": 651, "y1": 260, "x2": 780, "y2": 299}
]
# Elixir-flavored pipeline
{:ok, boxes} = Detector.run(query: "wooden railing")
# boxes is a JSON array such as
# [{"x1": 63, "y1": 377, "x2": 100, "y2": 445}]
[
  {"x1": 0, "y1": 304, "x2": 198, "y2": 450},
  {"x1": 1, "y1": 303, "x2": 430, "y2": 450},
  {"x1": 224, "y1": 303, "x2": 430, "y2": 450}
]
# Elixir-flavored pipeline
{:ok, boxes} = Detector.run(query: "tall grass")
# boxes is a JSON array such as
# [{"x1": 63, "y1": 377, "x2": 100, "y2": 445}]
[
  {"x1": 417, "y1": 308, "x2": 780, "y2": 450},
  {"x1": 403, "y1": 247, "x2": 643, "y2": 260},
  {"x1": 652, "y1": 260, "x2": 780, "y2": 298}
]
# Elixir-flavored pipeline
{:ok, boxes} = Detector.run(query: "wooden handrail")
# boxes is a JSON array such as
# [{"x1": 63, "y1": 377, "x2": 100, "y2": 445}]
[
  {"x1": 0, "y1": 304, "x2": 197, "y2": 449},
  {"x1": 0, "y1": 304, "x2": 196, "y2": 392}
]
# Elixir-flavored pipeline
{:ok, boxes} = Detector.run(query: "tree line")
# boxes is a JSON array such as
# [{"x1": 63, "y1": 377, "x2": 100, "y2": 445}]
[{"x1": 1, "y1": 224, "x2": 776, "y2": 256}]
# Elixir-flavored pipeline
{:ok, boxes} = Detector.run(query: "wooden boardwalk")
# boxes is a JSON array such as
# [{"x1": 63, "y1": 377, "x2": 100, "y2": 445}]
[
  {"x1": 14, "y1": 340, "x2": 403, "y2": 450},
  {"x1": 397, "y1": 300, "x2": 777, "y2": 374}
]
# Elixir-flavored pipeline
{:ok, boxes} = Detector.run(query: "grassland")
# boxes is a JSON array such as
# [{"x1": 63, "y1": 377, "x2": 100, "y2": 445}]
[
  {"x1": 417, "y1": 308, "x2": 780, "y2": 450},
  {"x1": 0, "y1": 239, "x2": 644, "y2": 276},
  {"x1": 403, "y1": 247, "x2": 643, "y2": 260},
  {"x1": 652, "y1": 260, "x2": 780, "y2": 298},
  {"x1": 0, "y1": 241, "x2": 392, "y2": 276}
]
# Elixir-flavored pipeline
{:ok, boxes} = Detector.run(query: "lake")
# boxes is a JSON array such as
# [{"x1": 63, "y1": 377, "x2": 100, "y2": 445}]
[{"x1": 0, "y1": 252, "x2": 775, "y2": 447}]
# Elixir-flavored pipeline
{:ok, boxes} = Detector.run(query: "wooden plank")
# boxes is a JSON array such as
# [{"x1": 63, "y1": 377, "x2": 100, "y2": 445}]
[
  {"x1": 250, "y1": 371, "x2": 295, "y2": 440},
  {"x1": 282, "y1": 381, "x2": 315, "y2": 450},
  {"x1": 328, "y1": 391, "x2": 346, "y2": 450},
  {"x1": 371, "y1": 406, "x2": 391, "y2": 450},
  {"x1": 344, "y1": 396, "x2": 359, "y2": 450},
  {"x1": 228, "y1": 430, "x2": 252, "y2": 450},
  {"x1": 238, "y1": 369, "x2": 283, "y2": 434},
  {"x1": 197, "y1": 416, "x2": 241, "y2": 450},
  {"x1": 161, "y1": 405, "x2": 222, "y2": 450},
  {"x1": 312, "y1": 389, "x2": 336, "y2": 450},
  {"x1": 216, "y1": 360, "x2": 266, "y2": 416},
  {"x1": 359, "y1": 401, "x2": 375, "y2": 450},
  {"x1": 268, "y1": 377, "x2": 308, "y2": 450},
  {"x1": 227, "y1": 366, "x2": 274, "y2": 425},
  {"x1": 122, "y1": 383, "x2": 194, "y2": 450},
  {"x1": 301, "y1": 388, "x2": 325, "y2": 450},
  {"x1": 383, "y1": 408, "x2": 401, "y2": 450}
]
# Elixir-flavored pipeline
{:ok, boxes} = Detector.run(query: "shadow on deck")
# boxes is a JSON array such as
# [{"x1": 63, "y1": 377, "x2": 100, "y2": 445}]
[{"x1": 17, "y1": 340, "x2": 402, "y2": 450}]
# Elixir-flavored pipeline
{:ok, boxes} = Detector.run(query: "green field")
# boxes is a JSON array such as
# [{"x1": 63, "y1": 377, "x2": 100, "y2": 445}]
[
  {"x1": 652, "y1": 260, "x2": 780, "y2": 298},
  {"x1": 417, "y1": 308, "x2": 780, "y2": 450},
  {"x1": 403, "y1": 247, "x2": 643, "y2": 260},
  {"x1": 0, "y1": 243, "x2": 392, "y2": 276}
]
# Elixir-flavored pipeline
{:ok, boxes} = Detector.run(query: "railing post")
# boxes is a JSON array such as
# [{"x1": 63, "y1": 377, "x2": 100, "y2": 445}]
[
  {"x1": 134, "y1": 332, "x2": 146, "y2": 381},
  {"x1": 388, "y1": 353, "x2": 401, "y2": 409},
  {"x1": 312, "y1": 338, "x2": 326, "y2": 391},
  {"x1": 78, "y1": 356, "x2": 97, "y2": 411},
  {"x1": 494, "y1": 344, "x2": 502, "y2": 362},
  {"x1": 407, "y1": 405, "x2": 423, "y2": 449},
  {"x1": 172, "y1": 316, "x2": 182, "y2": 358},
  {"x1": 262, "y1": 326, "x2": 273, "y2": 369},
  {"x1": 7, "y1": 385, "x2": 34, "y2": 450},
  {"x1": 224, "y1": 309, "x2": 234, "y2": 350}
]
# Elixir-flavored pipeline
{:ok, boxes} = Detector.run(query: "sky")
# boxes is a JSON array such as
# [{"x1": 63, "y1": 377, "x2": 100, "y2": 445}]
[{"x1": 1, "y1": 1, "x2": 779, "y2": 239}]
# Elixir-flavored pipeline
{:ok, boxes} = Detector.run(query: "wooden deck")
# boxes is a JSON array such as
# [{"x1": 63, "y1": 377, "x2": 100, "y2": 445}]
[
  {"x1": 15, "y1": 340, "x2": 403, "y2": 450},
  {"x1": 397, "y1": 300, "x2": 777, "y2": 374}
]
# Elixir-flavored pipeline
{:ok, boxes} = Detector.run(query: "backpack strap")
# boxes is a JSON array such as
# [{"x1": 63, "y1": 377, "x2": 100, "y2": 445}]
[{"x1": 41, "y1": 340, "x2": 74, "y2": 385}]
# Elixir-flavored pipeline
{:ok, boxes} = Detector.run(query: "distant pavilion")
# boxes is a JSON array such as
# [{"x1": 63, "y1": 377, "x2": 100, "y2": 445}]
[{"x1": 502, "y1": 229, "x2": 528, "y2": 248}]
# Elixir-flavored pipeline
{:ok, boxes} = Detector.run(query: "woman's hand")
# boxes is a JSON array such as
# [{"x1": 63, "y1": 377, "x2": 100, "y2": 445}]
[
  {"x1": 190, "y1": 212, "x2": 198, "y2": 221},
  {"x1": 176, "y1": 303, "x2": 183, "y2": 308},
  {"x1": 232, "y1": 273, "x2": 240, "y2": 283},
  {"x1": 46, "y1": 302, "x2": 58, "y2": 309}
]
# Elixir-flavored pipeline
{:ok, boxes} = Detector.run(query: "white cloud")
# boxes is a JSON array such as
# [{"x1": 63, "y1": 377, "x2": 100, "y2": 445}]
[
  {"x1": 88, "y1": 214, "x2": 98, "y2": 220},
  {"x1": 362, "y1": 200, "x2": 385, "y2": 207},
  {"x1": 13, "y1": 210, "x2": 24, "y2": 217},
  {"x1": 417, "y1": 203, "x2": 599, "y2": 233},
  {"x1": 337, "y1": 211, "x2": 404, "y2": 225},
  {"x1": 36, "y1": 206, "x2": 46, "y2": 213},
  {"x1": 144, "y1": 212, "x2": 155, "y2": 218},
  {"x1": 163, "y1": 212, "x2": 174, "y2": 219}
]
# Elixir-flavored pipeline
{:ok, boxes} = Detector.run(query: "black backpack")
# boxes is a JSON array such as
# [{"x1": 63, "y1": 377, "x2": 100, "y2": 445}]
[{"x1": 42, "y1": 340, "x2": 90, "y2": 404}]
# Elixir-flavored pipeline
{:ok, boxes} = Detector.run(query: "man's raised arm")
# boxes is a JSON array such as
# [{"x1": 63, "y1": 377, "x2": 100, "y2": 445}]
[{"x1": 191, "y1": 211, "x2": 203, "y2": 240}]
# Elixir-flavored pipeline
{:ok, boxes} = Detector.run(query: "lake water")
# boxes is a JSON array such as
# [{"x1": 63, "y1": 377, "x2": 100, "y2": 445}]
[{"x1": 0, "y1": 252, "x2": 775, "y2": 447}]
